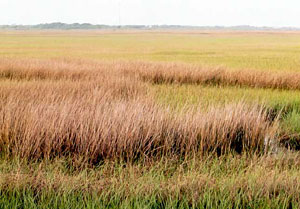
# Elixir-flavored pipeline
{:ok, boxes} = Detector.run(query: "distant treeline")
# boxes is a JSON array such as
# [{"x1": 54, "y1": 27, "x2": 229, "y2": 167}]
[{"x1": 1, "y1": 22, "x2": 299, "y2": 31}]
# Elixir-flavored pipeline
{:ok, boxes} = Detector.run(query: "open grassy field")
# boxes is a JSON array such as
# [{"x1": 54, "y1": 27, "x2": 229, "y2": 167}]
[
  {"x1": 1, "y1": 30, "x2": 300, "y2": 208},
  {"x1": 2, "y1": 30, "x2": 300, "y2": 71}
]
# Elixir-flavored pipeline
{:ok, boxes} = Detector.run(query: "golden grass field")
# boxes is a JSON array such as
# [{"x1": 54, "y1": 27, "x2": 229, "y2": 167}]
[
  {"x1": 1, "y1": 30, "x2": 300, "y2": 208},
  {"x1": 2, "y1": 30, "x2": 300, "y2": 71}
]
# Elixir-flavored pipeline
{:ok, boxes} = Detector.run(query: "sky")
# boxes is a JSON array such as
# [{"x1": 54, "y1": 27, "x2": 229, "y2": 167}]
[{"x1": 1, "y1": 0, "x2": 300, "y2": 27}]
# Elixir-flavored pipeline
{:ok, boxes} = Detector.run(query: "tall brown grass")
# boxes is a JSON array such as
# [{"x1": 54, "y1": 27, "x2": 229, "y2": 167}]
[
  {"x1": 131, "y1": 62, "x2": 300, "y2": 90},
  {"x1": 0, "y1": 97, "x2": 275, "y2": 163},
  {"x1": 0, "y1": 58, "x2": 279, "y2": 163},
  {"x1": 2, "y1": 58, "x2": 300, "y2": 90}
]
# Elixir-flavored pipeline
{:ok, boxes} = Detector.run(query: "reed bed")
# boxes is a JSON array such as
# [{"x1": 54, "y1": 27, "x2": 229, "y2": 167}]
[
  {"x1": 132, "y1": 62, "x2": 300, "y2": 90},
  {"x1": 0, "y1": 58, "x2": 121, "y2": 81},
  {"x1": 2, "y1": 58, "x2": 300, "y2": 91},
  {"x1": 0, "y1": 98, "x2": 275, "y2": 162},
  {"x1": 0, "y1": 57, "x2": 299, "y2": 208},
  {"x1": 0, "y1": 58, "x2": 278, "y2": 163}
]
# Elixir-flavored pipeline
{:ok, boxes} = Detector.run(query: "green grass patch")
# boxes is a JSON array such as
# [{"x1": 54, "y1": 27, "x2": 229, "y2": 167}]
[
  {"x1": 152, "y1": 84, "x2": 300, "y2": 109},
  {"x1": 0, "y1": 154, "x2": 300, "y2": 208}
]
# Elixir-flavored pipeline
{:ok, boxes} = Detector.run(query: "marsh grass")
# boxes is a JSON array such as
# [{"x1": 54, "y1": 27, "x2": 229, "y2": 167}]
[
  {"x1": 0, "y1": 154, "x2": 299, "y2": 208},
  {"x1": 0, "y1": 89, "x2": 276, "y2": 163},
  {"x1": 0, "y1": 54, "x2": 299, "y2": 207},
  {"x1": 0, "y1": 59, "x2": 281, "y2": 164},
  {"x1": 3, "y1": 58, "x2": 300, "y2": 90},
  {"x1": 133, "y1": 62, "x2": 300, "y2": 90}
]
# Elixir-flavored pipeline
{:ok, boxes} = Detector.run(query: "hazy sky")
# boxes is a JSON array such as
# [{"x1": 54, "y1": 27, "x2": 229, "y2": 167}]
[{"x1": 1, "y1": 0, "x2": 300, "y2": 27}]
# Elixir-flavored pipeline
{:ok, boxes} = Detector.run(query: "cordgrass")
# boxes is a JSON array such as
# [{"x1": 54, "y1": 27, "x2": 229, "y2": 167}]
[
  {"x1": 0, "y1": 154, "x2": 299, "y2": 209},
  {"x1": 1, "y1": 31, "x2": 300, "y2": 208}
]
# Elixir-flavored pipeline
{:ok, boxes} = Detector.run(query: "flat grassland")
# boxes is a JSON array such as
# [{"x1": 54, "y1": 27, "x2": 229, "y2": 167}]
[{"x1": 1, "y1": 30, "x2": 300, "y2": 208}]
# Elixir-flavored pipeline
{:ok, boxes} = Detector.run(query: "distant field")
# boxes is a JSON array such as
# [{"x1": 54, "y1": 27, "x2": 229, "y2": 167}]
[
  {"x1": 1, "y1": 30, "x2": 300, "y2": 71},
  {"x1": 1, "y1": 31, "x2": 300, "y2": 208}
]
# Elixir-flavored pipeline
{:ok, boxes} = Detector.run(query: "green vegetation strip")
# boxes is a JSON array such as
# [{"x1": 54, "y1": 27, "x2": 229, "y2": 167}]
[{"x1": 0, "y1": 154, "x2": 299, "y2": 209}]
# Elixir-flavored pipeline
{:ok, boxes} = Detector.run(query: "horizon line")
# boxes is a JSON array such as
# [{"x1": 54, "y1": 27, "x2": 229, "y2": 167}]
[{"x1": 1, "y1": 22, "x2": 300, "y2": 29}]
